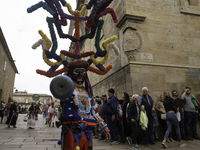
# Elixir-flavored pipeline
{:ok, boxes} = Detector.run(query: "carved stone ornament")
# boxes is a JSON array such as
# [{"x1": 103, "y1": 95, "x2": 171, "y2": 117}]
[{"x1": 122, "y1": 23, "x2": 143, "y2": 53}]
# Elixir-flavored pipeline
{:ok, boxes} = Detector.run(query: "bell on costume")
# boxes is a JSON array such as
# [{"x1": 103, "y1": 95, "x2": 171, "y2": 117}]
[
  {"x1": 55, "y1": 121, "x2": 63, "y2": 128},
  {"x1": 65, "y1": 123, "x2": 71, "y2": 130},
  {"x1": 75, "y1": 125, "x2": 82, "y2": 134}
]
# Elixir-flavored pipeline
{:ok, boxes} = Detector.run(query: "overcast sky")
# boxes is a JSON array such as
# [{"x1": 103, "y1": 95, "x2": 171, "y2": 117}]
[{"x1": 0, "y1": 0, "x2": 76, "y2": 95}]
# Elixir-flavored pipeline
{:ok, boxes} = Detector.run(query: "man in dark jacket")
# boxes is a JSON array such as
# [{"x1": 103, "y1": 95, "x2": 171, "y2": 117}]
[
  {"x1": 139, "y1": 87, "x2": 155, "y2": 145},
  {"x1": 104, "y1": 88, "x2": 119, "y2": 145}
]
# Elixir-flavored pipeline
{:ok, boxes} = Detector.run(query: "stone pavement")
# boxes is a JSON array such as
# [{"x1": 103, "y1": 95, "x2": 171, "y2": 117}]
[{"x1": 0, "y1": 114, "x2": 200, "y2": 150}]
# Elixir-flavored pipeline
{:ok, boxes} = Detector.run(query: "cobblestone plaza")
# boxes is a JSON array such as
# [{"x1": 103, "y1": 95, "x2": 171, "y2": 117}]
[{"x1": 0, "y1": 114, "x2": 200, "y2": 150}]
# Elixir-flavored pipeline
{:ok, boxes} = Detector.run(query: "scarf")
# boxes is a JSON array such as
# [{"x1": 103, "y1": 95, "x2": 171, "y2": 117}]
[{"x1": 191, "y1": 95, "x2": 199, "y2": 111}]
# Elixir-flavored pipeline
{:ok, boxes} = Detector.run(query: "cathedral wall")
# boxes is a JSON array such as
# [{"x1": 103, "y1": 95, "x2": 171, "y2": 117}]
[{"x1": 78, "y1": 0, "x2": 200, "y2": 101}]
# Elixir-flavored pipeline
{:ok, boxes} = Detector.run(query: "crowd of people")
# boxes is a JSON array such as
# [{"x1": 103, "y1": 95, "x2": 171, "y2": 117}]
[
  {"x1": 94, "y1": 86, "x2": 200, "y2": 149},
  {"x1": 0, "y1": 98, "x2": 21, "y2": 128},
  {"x1": 1, "y1": 86, "x2": 200, "y2": 149},
  {"x1": 0, "y1": 99, "x2": 62, "y2": 129}
]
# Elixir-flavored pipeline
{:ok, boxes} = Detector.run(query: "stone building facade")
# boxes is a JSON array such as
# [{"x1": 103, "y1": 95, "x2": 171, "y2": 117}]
[
  {"x1": 0, "y1": 27, "x2": 18, "y2": 103},
  {"x1": 75, "y1": 0, "x2": 200, "y2": 101},
  {"x1": 13, "y1": 90, "x2": 54, "y2": 107}
]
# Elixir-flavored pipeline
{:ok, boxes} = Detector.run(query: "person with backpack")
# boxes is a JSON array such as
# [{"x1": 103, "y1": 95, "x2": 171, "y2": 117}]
[{"x1": 181, "y1": 87, "x2": 200, "y2": 140}]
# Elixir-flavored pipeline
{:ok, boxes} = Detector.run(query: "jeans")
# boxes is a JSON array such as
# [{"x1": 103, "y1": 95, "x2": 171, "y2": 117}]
[
  {"x1": 143, "y1": 116, "x2": 154, "y2": 144},
  {"x1": 184, "y1": 111, "x2": 198, "y2": 136},
  {"x1": 164, "y1": 112, "x2": 181, "y2": 141}
]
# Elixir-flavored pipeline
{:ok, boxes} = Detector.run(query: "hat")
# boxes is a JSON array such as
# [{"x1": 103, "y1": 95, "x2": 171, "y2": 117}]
[{"x1": 108, "y1": 88, "x2": 114, "y2": 94}]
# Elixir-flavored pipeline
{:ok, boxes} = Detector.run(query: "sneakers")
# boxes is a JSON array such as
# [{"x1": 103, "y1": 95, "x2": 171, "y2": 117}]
[
  {"x1": 126, "y1": 136, "x2": 133, "y2": 145},
  {"x1": 162, "y1": 142, "x2": 168, "y2": 149},
  {"x1": 132, "y1": 144, "x2": 141, "y2": 149},
  {"x1": 179, "y1": 143, "x2": 187, "y2": 148},
  {"x1": 111, "y1": 141, "x2": 120, "y2": 145}
]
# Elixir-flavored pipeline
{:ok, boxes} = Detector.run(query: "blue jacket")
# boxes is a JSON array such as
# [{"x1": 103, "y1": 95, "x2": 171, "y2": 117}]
[
  {"x1": 104, "y1": 95, "x2": 118, "y2": 116},
  {"x1": 127, "y1": 102, "x2": 141, "y2": 122}
]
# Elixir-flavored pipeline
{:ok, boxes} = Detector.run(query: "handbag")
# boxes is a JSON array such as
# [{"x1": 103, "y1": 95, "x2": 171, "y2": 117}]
[
  {"x1": 23, "y1": 116, "x2": 28, "y2": 122},
  {"x1": 139, "y1": 111, "x2": 148, "y2": 130},
  {"x1": 176, "y1": 110, "x2": 181, "y2": 122},
  {"x1": 160, "y1": 108, "x2": 166, "y2": 120},
  {"x1": 117, "y1": 105, "x2": 123, "y2": 117}
]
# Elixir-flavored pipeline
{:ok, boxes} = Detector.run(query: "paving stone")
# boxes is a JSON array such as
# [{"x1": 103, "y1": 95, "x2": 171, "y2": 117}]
[
  {"x1": 24, "y1": 139, "x2": 44, "y2": 142},
  {"x1": 0, "y1": 144, "x2": 22, "y2": 148},
  {"x1": 21, "y1": 145, "x2": 54, "y2": 148},
  {"x1": 37, "y1": 141, "x2": 58, "y2": 145},
  {"x1": 47, "y1": 148, "x2": 61, "y2": 150}
]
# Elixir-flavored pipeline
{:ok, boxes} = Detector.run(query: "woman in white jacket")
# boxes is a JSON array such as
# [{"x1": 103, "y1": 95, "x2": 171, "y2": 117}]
[{"x1": 48, "y1": 101, "x2": 55, "y2": 127}]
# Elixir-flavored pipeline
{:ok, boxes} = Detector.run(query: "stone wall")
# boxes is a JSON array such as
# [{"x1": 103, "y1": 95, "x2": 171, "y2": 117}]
[
  {"x1": 75, "y1": 0, "x2": 200, "y2": 100},
  {"x1": 0, "y1": 27, "x2": 18, "y2": 103}
]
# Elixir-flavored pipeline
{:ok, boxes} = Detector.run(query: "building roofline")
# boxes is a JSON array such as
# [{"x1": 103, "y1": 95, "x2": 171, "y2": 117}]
[
  {"x1": 0, "y1": 27, "x2": 19, "y2": 74},
  {"x1": 13, "y1": 93, "x2": 52, "y2": 97}
]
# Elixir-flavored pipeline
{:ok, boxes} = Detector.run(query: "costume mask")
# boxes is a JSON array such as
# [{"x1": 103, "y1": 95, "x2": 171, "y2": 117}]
[{"x1": 72, "y1": 68, "x2": 87, "y2": 84}]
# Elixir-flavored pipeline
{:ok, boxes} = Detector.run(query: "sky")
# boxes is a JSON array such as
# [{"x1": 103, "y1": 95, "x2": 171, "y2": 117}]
[{"x1": 0, "y1": 0, "x2": 76, "y2": 95}]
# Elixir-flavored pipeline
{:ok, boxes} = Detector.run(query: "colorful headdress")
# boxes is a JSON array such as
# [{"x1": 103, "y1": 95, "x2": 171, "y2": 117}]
[{"x1": 27, "y1": 0, "x2": 119, "y2": 78}]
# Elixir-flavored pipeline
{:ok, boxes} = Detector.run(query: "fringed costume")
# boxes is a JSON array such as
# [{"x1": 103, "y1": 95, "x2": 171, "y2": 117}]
[{"x1": 27, "y1": 0, "x2": 119, "y2": 149}]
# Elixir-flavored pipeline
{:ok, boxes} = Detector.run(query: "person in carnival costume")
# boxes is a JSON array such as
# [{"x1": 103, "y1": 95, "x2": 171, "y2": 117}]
[
  {"x1": 48, "y1": 101, "x2": 56, "y2": 127},
  {"x1": 27, "y1": 0, "x2": 119, "y2": 149}
]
